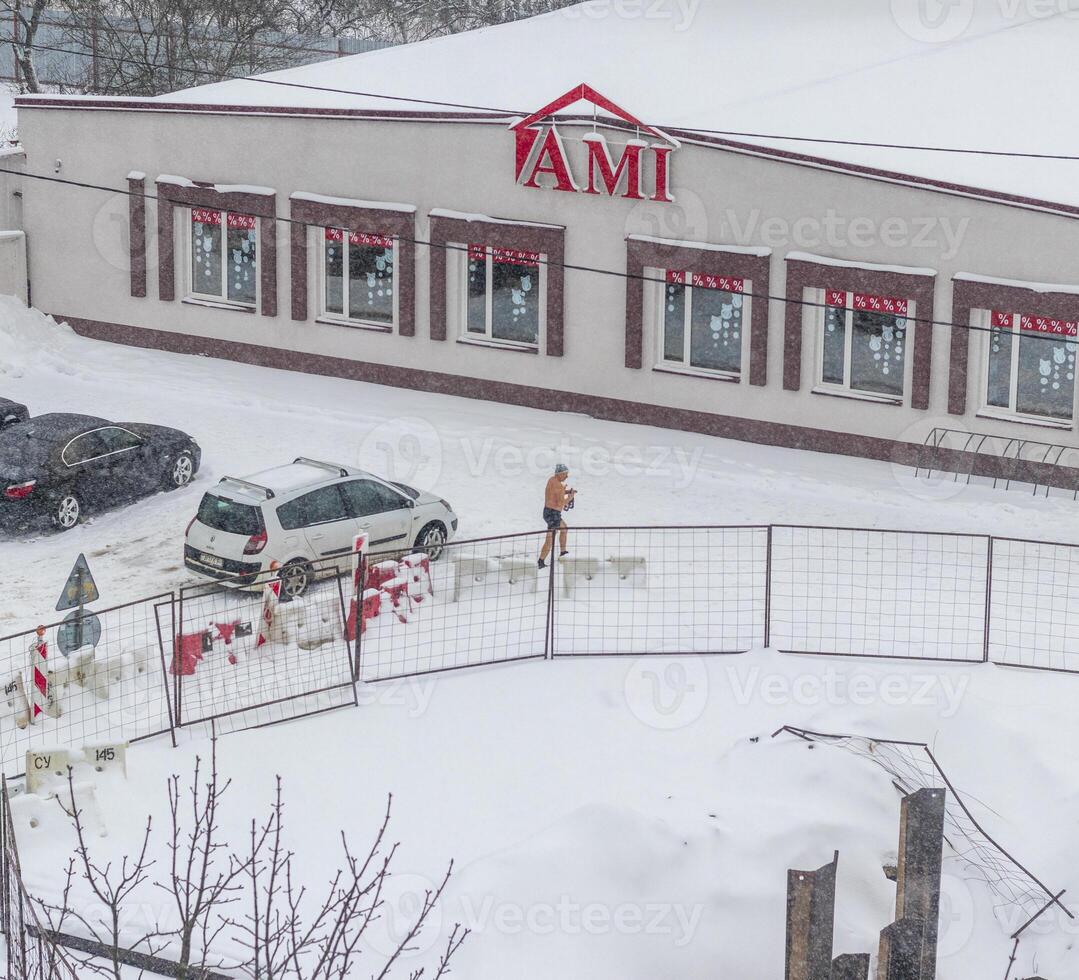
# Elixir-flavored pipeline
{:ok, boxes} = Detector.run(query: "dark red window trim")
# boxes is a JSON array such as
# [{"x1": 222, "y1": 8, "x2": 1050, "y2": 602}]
[
  {"x1": 783, "y1": 258, "x2": 936, "y2": 410},
  {"x1": 289, "y1": 198, "x2": 416, "y2": 337},
  {"x1": 948, "y1": 277, "x2": 1079, "y2": 416},
  {"x1": 128, "y1": 174, "x2": 146, "y2": 298},
  {"x1": 625, "y1": 238, "x2": 770, "y2": 386},
  {"x1": 428, "y1": 214, "x2": 565, "y2": 356},
  {"x1": 156, "y1": 179, "x2": 277, "y2": 317}
]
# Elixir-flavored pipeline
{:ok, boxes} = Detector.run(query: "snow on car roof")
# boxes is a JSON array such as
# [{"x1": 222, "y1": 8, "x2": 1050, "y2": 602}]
[
  {"x1": 137, "y1": 0, "x2": 1079, "y2": 209},
  {"x1": 216, "y1": 461, "x2": 358, "y2": 501}
]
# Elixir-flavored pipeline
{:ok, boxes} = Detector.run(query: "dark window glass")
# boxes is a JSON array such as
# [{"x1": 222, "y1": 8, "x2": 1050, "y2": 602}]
[
  {"x1": 325, "y1": 231, "x2": 344, "y2": 315},
  {"x1": 822, "y1": 305, "x2": 846, "y2": 385},
  {"x1": 348, "y1": 239, "x2": 394, "y2": 324},
  {"x1": 987, "y1": 317, "x2": 1013, "y2": 409},
  {"x1": 850, "y1": 310, "x2": 906, "y2": 397},
  {"x1": 63, "y1": 431, "x2": 109, "y2": 465},
  {"x1": 663, "y1": 279, "x2": 686, "y2": 362},
  {"x1": 689, "y1": 287, "x2": 743, "y2": 373},
  {"x1": 1017, "y1": 332, "x2": 1076, "y2": 419},
  {"x1": 491, "y1": 258, "x2": 539, "y2": 344},
  {"x1": 226, "y1": 218, "x2": 257, "y2": 306},
  {"x1": 277, "y1": 485, "x2": 349, "y2": 530},
  {"x1": 467, "y1": 247, "x2": 487, "y2": 334},
  {"x1": 341, "y1": 480, "x2": 407, "y2": 518},
  {"x1": 196, "y1": 494, "x2": 264, "y2": 536},
  {"x1": 99, "y1": 427, "x2": 141, "y2": 452}
]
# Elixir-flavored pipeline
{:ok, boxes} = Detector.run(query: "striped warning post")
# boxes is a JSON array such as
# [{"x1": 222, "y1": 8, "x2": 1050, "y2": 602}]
[
  {"x1": 255, "y1": 564, "x2": 283, "y2": 649},
  {"x1": 29, "y1": 626, "x2": 49, "y2": 723}
]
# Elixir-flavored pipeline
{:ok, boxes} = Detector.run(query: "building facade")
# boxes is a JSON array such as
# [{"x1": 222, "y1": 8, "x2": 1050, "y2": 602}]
[{"x1": 12, "y1": 82, "x2": 1079, "y2": 486}]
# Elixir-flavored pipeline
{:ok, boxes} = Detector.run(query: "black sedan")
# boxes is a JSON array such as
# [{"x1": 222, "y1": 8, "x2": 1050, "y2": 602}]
[{"x1": 0, "y1": 411, "x2": 202, "y2": 532}]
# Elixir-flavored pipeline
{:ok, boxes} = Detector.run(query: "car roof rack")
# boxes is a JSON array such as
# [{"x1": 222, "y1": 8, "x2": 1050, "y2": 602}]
[
  {"x1": 217, "y1": 476, "x2": 275, "y2": 500},
  {"x1": 294, "y1": 457, "x2": 349, "y2": 478}
]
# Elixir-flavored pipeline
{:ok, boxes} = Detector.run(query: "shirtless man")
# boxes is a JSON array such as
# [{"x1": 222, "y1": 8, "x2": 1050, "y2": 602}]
[{"x1": 538, "y1": 463, "x2": 576, "y2": 569}]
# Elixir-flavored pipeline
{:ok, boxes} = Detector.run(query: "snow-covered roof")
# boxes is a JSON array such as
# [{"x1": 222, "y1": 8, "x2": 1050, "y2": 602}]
[{"x1": 23, "y1": 0, "x2": 1079, "y2": 209}]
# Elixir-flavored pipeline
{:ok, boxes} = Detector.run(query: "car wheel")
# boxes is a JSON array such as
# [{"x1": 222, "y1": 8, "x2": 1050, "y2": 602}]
[
  {"x1": 415, "y1": 522, "x2": 447, "y2": 561},
  {"x1": 166, "y1": 451, "x2": 195, "y2": 490},
  {"x1": 279, "y1": 559, "x2": 313, "y2": 599},
  {"x1": 52, "y1": 491, "x2": 81, "y2": 531}
]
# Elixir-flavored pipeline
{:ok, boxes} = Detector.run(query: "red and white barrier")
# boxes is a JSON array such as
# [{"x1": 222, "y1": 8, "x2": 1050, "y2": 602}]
[
  {"x1": 345, "y1": 534, "x2": 370, "y2": 643},
  {"x1": 255, "y1": 564, "x2": 283, "y2": 649},
  {"x1": 29, "y1": 626, "x2": 58, "y2": 723},
  {"x1": 402, "y1": 553, "x2": 434, "y2": 602}
]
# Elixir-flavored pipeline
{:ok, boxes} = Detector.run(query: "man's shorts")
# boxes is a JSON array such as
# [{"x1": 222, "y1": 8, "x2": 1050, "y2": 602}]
[{"x1": 543, "y1": 507, "x2": 563, "y2": 531}]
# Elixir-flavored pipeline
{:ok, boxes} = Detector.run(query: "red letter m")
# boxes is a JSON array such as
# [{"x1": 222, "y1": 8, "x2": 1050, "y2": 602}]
[{"x1": 584, "y1": 138, "x2": 644, "y2": 200}]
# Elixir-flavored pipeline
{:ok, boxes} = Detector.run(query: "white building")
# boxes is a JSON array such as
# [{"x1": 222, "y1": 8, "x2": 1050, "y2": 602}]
[{"x1": 12, "y1": 0, "x2": 1079, "y2": 485}]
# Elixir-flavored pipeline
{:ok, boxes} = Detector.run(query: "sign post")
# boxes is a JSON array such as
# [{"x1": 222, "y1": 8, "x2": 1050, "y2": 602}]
[{"x1": 55, "y1": 554, "x2": 102, "y2": 657}]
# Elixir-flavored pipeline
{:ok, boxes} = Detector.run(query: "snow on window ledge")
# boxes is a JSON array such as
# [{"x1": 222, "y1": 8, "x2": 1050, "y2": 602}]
[
  {"x1": 975, "y1": 407, "x2": 1074, "y2": 431},
  {"x1": 456, "y1": 336, "x2": 539, "y2": 355},
  {"x1": 811, "y1": 384, "x2": 902, "y2": 406},
  {"x1": 787, "y1": 251, "x2": 936, "y2": 278},
  {"x1": 182, "y1": 296, "x2": 256, "y2": 314},
  {"x1": 315, "y1": 316, "x2": 393, "y2": 334},
  {"x1": 652, "y1": 364, "x2": 741, "y2": 384}
]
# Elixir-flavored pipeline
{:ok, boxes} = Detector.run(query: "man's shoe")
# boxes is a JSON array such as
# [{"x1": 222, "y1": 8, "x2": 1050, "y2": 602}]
[
  {"x1": 538, "y1": 559, "x2": 547, "y2": 569},
  {"x1": 560, "y1": 551, "x2": 570, "y2": 558}
]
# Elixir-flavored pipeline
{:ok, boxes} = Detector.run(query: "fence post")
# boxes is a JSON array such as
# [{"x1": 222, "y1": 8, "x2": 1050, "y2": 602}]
[
  {"x1": 544, "y1": 533, "x2": 556, "y2": 660},
  {"x1": 153, "y1": 597, "x2": 178, "y2": 748},
  {"x1": 764, "y1": 525, "x2": 773, "y2": 649},
  {"x1": 983, "y1": 536, "x2": 994, "y2": 663},
  {"x1": 174, "y1": 587, "x2": 185, "y2": 729},
  {"x1": 785, "y1": 850, "x2": 837, "y2": 980}
]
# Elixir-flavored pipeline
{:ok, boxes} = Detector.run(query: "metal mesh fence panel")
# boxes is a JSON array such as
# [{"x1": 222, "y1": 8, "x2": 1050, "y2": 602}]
[
  {"x1": 769, "y1": 527, "x2": 988, "y2": 662},
  {"x1": 1, "y1": 782, "x2": 80, "y2": 980},
  {"x1": 356, "y1": 532, "x2": 551, "y2": 682},
  {"x1": 0, "y1": 596, "x2": 175, "y2": 777},
  {"x1": 988, "y1": 537, "x2": 1079, "y2": 672},
  {"x1": 175, "y1": 559, "x2": 355, "y2": 732},
  {"x1": 549, "y1": 526, "x2": 769, "y2": 656}
]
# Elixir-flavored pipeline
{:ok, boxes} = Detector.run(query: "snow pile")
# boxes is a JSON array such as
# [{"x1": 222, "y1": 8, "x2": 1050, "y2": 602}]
[
  {"x1": 0, "y1": 297, "x2": 85, "y2": 380},
  {"x1": 10, "y1": 649, "x2": 1079, "y2": 978}
]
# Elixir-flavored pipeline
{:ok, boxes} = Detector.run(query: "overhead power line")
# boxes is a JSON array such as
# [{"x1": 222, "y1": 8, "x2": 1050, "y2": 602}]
[
  {"x1": 7, "y1": 35, "x2": 1079, "y2": 162},
  {"x1": 2, "y1": 163, "x2": 1076, "y2": 351}
]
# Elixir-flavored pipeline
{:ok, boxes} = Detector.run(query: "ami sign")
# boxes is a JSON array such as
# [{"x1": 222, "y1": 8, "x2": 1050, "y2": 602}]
[{"x1": 512, "y1": 84, "x2": 678, "y2": 204}]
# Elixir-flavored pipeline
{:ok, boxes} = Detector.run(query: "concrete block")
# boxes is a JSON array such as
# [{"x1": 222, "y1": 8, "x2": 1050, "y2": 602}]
[
  {"x1": 831, "y1": 953, "x2": 870, "y2": 980},
  {"x1": 786, "y1": 851, "x2": 838, "y2": 980}
]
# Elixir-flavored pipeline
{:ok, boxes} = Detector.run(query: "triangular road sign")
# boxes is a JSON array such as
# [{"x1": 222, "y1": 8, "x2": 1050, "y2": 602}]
[{"x1": 56, "y1": 554, "x2": 100, "y2": 612}]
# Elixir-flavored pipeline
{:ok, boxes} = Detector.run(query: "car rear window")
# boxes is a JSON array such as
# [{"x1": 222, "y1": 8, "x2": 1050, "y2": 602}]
[{"x1": 196, "y1": 494, "x2": 263, "y2": 536}]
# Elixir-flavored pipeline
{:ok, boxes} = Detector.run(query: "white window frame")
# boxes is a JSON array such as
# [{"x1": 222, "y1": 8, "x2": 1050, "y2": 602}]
[
  {"x1": 456, "y1": 244, "x2": 546, "y2": 352},
  {"x1": 811, "y1": 288, "x2": 914, "y2": 404},
  {"x1": 186, "y1": 207, "x2": 259, "y2": 310},
  {"x1": 654, "y1": 271, "x2": 750, "y2": 381},
  {"x1": 977, "y1": 309, "x2": 1077, "y2": 428},
  {"x1": 317, "y1": 227, "x2": 399, "y2": 333}
]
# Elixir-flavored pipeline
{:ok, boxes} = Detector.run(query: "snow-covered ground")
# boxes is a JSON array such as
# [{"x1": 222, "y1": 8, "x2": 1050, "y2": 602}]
[
  {"x1": 1, "y1": 296, "x2": 1077, "y2": 633},
  {"x1": 11, "y1": 650, "x2": 1079, "y2": 980},
  {"x1": 2, "y1": 298, "x2": 1079, "y2": 978}
]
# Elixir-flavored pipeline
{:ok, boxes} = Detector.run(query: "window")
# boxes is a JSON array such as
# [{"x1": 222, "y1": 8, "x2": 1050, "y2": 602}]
[
  {"x1": 984, "y1": 311, "x2": 1077, "y2": 422},
  {"x1": 818, "y1": 290, "x2": 911, "y2": 399},
  {"x1": 659, "y1": 271, "x2": 748, "y2": 376},
  {"x1": 277, "y1": 486, "x2": 349, "y2": 530},
  {"x1": 465, "y1": 245, "x2": 542, "y2": 347},
  {"x1": 323, "y1": 229, "x2": 395, "y2": 327},
  {"x1": 98, "y1": 427, "x2": 142, "y2": 453},
  {"x1": 197, "y1": 494, "x2": 264, "y2": 536},
  {"x1": 190, "y1": 208, "x2": 258, "y2": 306},
  {"x1": 63, "y1": 431, "x2": 108, "y2": 465},
  {"x1": 340, "y1": 480, "x2": 408, "y2": 518}
]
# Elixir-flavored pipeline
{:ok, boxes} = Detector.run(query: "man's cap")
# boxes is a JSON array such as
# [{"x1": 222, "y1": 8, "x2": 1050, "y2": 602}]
[{"x1": 555, "y1": 463, "x2": 569, "y2": 474}]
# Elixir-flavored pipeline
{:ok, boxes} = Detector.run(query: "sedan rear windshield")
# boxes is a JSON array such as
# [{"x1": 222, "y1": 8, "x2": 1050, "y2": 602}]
[{"x1": 196, "y1": 494, "x2": 264, "y2": 536}]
